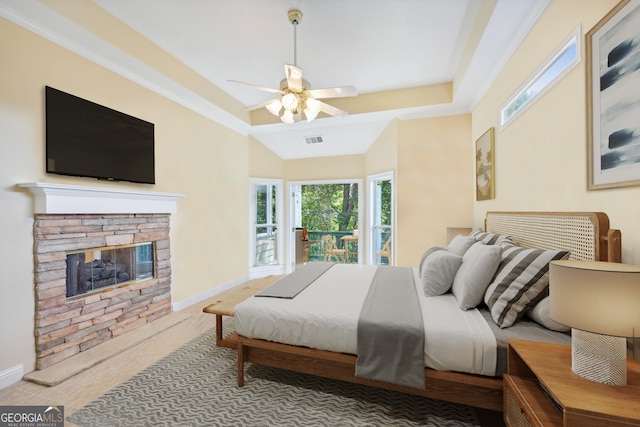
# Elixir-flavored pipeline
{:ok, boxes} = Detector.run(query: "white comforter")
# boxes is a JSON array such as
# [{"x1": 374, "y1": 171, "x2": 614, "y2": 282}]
[{"x1": 234, "y1": 264, "x2": 498, "y2": 376}]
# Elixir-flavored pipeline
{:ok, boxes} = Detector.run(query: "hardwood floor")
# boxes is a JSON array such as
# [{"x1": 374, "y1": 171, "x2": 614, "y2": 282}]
[{"x1": 0, "y1": 294, "x2": 504, "y2": 426}]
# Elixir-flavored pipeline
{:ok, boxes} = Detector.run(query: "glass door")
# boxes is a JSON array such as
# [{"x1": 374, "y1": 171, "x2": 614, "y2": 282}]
[
  {"x1": 368, "y1": 172, "x2": 393, "y2": 265},
  {"x1": 289, "y1": 180, "x2": 361, "y2": 268},
  {"x1": 250, "y1": 179, "x2": 283, "y2": 272}
]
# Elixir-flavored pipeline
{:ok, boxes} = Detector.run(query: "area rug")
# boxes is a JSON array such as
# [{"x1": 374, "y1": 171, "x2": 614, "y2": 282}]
[{"x1": 68, "y1": 326, "x2": 480, "y2": 427}]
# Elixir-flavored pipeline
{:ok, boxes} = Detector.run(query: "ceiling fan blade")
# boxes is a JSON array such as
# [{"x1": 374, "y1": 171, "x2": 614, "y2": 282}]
[
  {"x1": 284, "y1": 64, "x2": 303, "y2": 92},
  {"x1": 318, "y1": 101, "x2": 348, "y2": 118},
  {"x1": 228, "y1": 80, "x2": 282, "y2": 94},
  {"x1": 243, "y1": 98, "x2": 279, "y2": 112},
  {"x1": 309, "y1": 86, "x2": 358, "y2": 99}
]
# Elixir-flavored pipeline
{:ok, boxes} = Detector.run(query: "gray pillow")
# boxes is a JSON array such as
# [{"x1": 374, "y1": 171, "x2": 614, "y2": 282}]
[
  {"x1": 451, "y1": 242, "x2": 503, "y2": 310},
  {"x1": 418, "y1": 246, "x2": 446, "y2": 273},
  {"x1": 421, "y1": 249, "x2": 463, "y2": 296},
  {"x1": 526, "y1": 296, "x2": 570, "y2": 332},
  {"x1": 446, "y1": 235, "x2": 476, "y2": 257}
]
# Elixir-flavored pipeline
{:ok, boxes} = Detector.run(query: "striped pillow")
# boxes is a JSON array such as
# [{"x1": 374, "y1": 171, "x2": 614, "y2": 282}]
[
  {"x1": 469, "y1": 229, "x2": 515, "y2": 246},
  {"x1": 484, "y1": 245, "x2": 570, "y2": 328}
]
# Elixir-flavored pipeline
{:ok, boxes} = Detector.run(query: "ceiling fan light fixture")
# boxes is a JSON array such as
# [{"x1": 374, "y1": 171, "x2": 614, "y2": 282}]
[
  {"x1": 304, "y1": 98, "x2": 320, "y2": 122},
  {"x1": 281, "y1": 109, "x2": 295, "y2": 124},
  {"x1": 281, "y1": 93, "x2": 298, "y2": 110},
  {"x1": 266, "y1": 99, "x2": 282, "y2": 116}
]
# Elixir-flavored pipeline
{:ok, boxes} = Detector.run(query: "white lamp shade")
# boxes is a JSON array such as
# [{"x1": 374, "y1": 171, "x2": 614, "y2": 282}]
[
  {"x1": 281, "y1": 109, "x2": 295, "y2": 124},
  {"x1": 549, "y1": 260, "x2": 640, "y2": 338},
  {"x1": 304, "y1": 98, "x2": 320, "y2": 122},
  {"x1": 281, "y1": 93, "x2": 298, "y2": 110},
  {"x1": 266, "y1": 99, "x2": 282, "y2": 116}
]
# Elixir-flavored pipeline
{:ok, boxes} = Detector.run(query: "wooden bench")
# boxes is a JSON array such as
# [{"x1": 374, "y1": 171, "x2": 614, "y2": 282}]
[{"x1": 202, "y1": 275, "x2": 282, "y2": 348}]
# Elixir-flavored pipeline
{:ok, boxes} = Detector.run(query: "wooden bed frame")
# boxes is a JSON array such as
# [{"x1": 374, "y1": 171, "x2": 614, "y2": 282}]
[{"x1": 230, "y1": 212, "x2": 622, "y2": 412}]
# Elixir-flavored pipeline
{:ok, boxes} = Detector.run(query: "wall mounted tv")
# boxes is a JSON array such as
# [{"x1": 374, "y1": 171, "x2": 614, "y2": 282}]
[{"x1": 46, "y1": 86, "x2": 155, "y2": 184}]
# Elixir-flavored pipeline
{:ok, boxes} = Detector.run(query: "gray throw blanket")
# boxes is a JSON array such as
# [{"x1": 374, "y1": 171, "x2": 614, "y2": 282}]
[
  {"x1": 355, "y1": 266, "x2": 425, "y2": 389},
  {"x1": 255, "y1": 262, "x2": 335, "y2": 299}
]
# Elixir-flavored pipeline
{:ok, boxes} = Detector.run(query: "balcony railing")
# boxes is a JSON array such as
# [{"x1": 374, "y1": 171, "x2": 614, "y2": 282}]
[
  {"x1": 257, "y1": 230, "x2": 392, "y2": 265},
  {"x1": 307, "y1": 231, "x2": 354, "y2": 263},
  {"x1": 306, "y1": 230, "x2": 391, "y2": 264}
]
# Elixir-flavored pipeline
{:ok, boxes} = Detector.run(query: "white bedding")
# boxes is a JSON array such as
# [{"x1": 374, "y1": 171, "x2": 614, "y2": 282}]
[{"x1": 234, "y1": 264, "x2": 498, "y2": 376}]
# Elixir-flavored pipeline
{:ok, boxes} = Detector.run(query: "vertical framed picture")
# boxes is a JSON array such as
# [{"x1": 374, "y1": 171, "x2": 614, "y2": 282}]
[
  {"x1": 587, "y1": 0, "x2": 640, "y2": 190},
  {"x1": 476, "y1": 127, "x2": 495, "y2": 201}
]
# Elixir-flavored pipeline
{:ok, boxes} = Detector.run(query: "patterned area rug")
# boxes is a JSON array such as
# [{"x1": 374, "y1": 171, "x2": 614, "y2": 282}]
[{"x1": 68, "y1": 326, "x2": 480, "y2": 427}]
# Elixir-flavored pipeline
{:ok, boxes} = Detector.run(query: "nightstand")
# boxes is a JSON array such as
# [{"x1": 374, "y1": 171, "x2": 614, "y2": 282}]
[{"x1": 504, "y1": 339, "x2": 640, "y2": 426}]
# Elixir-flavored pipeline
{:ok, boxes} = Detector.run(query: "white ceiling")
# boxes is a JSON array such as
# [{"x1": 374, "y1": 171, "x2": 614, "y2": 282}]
[{"x1": 1, "y1": 0, "x2": 550, "y2": 159}]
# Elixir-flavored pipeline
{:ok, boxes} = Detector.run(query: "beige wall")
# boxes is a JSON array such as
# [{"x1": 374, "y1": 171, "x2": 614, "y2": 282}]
[
  {"x1": 366, "y1": 119, "x2": 398, "y2": 174},
  {"x1": 0, "y1": 18, "x2": 249, "y2": 374},
  {"x1": 472, "y1": 0, "x2": 640, "y2": 264},
  {"x1": 284, "y1": 154, "x2": 366, "y2": 181},
  {"x1": 396, "y1": 115, "x2": 474, "y2": 265},
  {"x1": 249, "y1": 137, "x2": 284, "y2": 178}
]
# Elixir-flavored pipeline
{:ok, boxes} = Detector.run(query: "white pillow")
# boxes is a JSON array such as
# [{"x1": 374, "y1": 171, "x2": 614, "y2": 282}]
[
  {"x1": 451, "y1": 242, "x2": 503, "y2": 310},
  {"x1": 420, "y1": 249, "x2": 463, "y2": 296},
  {"x1": 446, "y1": 235, "x2": 476, "y2": 257},
  {"x1": 526, "y1": 296, "x2": 570, "y2": 332}
]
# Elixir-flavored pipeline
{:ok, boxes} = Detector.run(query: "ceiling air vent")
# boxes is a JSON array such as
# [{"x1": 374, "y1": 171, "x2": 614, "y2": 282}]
[{"x1": 305, "y1": 135, "x2": 324, "y2": 144}]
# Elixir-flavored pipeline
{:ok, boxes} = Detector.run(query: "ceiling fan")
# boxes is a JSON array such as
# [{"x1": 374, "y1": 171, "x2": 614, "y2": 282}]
[{"x1": 230, "y1": 9, "x2": 358, "y2": 124}]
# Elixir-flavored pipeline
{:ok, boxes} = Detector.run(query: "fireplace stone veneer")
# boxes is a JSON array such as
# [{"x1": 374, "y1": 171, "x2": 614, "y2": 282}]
[{"x1": 33, "y1": 213, "x2": 172, "y2": 370}]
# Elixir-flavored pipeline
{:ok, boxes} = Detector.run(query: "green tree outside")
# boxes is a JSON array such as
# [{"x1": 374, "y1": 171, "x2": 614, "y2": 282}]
[{"x1": 301, "y1": 183, "x2": 358, "y2": 232}]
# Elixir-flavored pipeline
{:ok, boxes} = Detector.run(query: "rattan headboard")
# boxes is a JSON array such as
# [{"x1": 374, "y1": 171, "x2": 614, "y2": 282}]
[{"x1": 485, "y1": 212, "x2": 621, "y2": 262}]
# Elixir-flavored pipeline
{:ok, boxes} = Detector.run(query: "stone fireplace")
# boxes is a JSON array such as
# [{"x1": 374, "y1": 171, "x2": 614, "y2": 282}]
[{"x1": 20, "y1": 182, "x2": 183, "y2": 370}]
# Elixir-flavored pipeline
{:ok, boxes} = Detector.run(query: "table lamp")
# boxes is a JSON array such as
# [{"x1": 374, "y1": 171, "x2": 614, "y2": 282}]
[{"x1": 549, "y1": 260, "x2": 640, "y2": 386}]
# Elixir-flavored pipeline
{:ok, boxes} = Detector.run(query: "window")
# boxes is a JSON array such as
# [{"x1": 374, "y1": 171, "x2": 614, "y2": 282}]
[{"x1": 500, "y1": 26, "x2": 581, "y2": 128}]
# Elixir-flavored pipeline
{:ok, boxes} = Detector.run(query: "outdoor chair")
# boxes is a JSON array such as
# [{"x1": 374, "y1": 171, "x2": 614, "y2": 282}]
[{"x1": 322, "y1": 235, "x2": 346, "y2": 263}]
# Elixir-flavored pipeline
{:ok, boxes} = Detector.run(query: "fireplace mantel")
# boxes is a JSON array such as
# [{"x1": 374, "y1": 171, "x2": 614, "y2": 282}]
[{"x1": 19, "y1": 182, "x2": 184, "y2": 214}]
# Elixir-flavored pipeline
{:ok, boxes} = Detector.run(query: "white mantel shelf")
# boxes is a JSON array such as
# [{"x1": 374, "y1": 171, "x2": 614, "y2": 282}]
[{"x1": 19, "y1": 182, "x2": 184, "y2": 214}]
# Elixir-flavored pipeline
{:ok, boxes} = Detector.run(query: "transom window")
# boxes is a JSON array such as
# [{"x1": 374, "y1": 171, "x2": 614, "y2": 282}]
[{"x1": 500, "y1": 26, "x2": 581, "y2": 128}]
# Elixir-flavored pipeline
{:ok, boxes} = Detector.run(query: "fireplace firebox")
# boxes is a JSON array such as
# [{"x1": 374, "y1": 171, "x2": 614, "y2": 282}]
[{"x1": 66, "y1": 242, "x2": 155, "y2": 298}]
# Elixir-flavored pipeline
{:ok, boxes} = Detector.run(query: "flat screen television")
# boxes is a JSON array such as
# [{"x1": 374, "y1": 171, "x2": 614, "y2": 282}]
[{"x1": 46, "y1": 86, "x2": 155, "y2": 184}]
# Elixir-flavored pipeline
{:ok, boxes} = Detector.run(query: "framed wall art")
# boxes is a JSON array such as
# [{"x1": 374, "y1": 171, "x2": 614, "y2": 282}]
[
  {"x1": 587, "y1": 0, "x2": 640, "y2": 190},
  {"x1": 476, "y1": 127, "x2": 495, "y2": 201}
]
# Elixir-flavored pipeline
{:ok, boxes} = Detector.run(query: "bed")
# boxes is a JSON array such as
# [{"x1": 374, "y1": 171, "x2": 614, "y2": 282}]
[{"x1": 230, "y1": 212, "x2": 621, "y2": 412}]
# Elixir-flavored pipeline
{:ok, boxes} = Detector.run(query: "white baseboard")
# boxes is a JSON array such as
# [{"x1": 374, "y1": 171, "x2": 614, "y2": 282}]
[
  {"x1": 171, "y1": 275, "x2": 249, "y2": 312},
  {"x1": 171, "y1": 269, "x2": 286, "y2": 312},
  {"x1": 0, "y1": 364, "x2": 24, "y2": 390}
]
